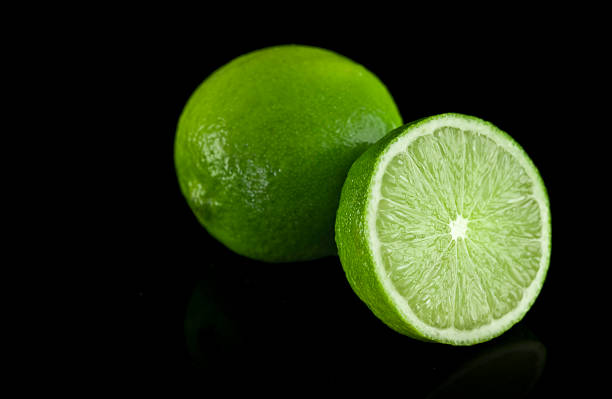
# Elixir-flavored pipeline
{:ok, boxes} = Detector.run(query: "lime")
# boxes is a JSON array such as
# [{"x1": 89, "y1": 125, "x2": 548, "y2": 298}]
[
  {"x1": 174, "y1": 45, "x2": 402, "y2": 262},
  {"x1": 335, "y1": 113, "x2": 551, "y2": 345}
]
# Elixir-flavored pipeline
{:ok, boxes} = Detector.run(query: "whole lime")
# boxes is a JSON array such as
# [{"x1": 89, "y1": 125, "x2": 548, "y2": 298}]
[{"x1": 175, "y1": 45, "x2": 402, "y2": 262}]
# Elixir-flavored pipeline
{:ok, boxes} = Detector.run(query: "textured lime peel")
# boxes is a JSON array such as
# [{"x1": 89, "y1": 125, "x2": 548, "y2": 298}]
[
  {"x1": 335, "y1": 113, "x2": 551, "y2": 345},
  {"x1": 175, "y1": 45, "x2": 401, "y2": 262}
]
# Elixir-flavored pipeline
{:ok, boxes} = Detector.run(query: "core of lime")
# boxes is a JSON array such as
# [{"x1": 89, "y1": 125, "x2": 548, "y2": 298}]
[
  {"x1": 175, "y1": 45, "x2": 402, "y2": 262},
  {"x1": 335, "y1": 113, "x2": 551, "y2": 345}
]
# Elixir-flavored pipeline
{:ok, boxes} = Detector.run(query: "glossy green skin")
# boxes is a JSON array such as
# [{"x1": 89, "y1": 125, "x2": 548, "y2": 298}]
[
  {"x1": 335, "y1": 120, "x2": 428, "y2": 340},
  {"x1": 175, "y1": 45, "x2": 402, "y2": 262}
]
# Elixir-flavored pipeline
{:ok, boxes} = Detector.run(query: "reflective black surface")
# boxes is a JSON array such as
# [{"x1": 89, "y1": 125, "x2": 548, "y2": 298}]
[
  {"x1": 114, "y1": 22, "x2": 600, "y2": 395},
  {"x1": 124, "y1": 231, "x2": 585, "y2": 395},
  {"x1": 180, "y1": 254, "x2": 547, "y2": 397}
]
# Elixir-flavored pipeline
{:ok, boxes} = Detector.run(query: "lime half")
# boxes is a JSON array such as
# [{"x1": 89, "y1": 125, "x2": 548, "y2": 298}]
[{"x1": 335, "y1": 113, "x2": 551, "y2": 345}]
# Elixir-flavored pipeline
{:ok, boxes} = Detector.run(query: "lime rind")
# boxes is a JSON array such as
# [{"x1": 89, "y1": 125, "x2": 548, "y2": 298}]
[
  {"x1": 175, "y1": 45, "x2": 402, "y2": 262},
  {"x1": 336, "y1": 113, "x2": 551, "y2": 345}
]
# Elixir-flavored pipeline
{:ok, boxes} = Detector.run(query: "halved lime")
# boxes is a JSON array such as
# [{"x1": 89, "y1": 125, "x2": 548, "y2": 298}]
[{"x1": 335, "y1": 113, "x2": 551, "y2": 345}]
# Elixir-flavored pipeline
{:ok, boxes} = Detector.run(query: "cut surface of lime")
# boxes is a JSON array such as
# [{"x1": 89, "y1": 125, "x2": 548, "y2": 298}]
[{"x1": 335, "y1": 113, "x2": 551, "y2": 345}]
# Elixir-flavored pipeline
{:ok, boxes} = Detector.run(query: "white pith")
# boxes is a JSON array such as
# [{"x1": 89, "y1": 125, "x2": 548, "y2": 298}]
[
  {"x1": 367, "y1": 115, "x2": 551, "y2": 344},
  {"x1": 449, "y1": 214, "x2": 469, "y2": 240}
]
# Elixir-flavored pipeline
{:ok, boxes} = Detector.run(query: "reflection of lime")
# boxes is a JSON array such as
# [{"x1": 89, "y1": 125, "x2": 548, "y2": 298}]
[
  {"x1": 427, "y1": 338, "x2": 546, "y2": 398},
  {"x1": 336, "y1": 114, "x2": 551, "y2": 345},
  {"x1": 184, "y1": 279, "x2": 243, "y2": 370},
  {"x1": 175, "y1": 45, "x2": 402, "y2": 262}
]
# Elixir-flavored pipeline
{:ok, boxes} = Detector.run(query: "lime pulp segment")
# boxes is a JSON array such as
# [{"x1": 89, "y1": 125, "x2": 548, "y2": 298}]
[{"x1": 368, "y1": 114, "x2": 550, "y2": 344}]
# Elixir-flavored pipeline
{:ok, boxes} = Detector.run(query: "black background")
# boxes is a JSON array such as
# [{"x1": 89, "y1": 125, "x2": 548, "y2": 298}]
[{"x1": 105, "y1": 14, "x2": 603, "y2": 396}]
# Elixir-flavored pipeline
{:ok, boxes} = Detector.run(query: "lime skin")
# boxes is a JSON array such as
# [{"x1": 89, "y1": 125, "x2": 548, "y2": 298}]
[{"x1": 175, "y1": 45, "x2": 402, "y2": 262}]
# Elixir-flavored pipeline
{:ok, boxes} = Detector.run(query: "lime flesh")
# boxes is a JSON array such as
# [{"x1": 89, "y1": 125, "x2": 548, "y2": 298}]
[{"x1": 336, "y1": 113, "x2": 551, "y2": 345}]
